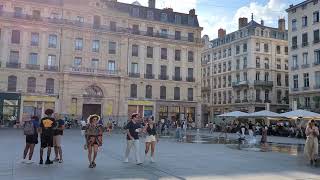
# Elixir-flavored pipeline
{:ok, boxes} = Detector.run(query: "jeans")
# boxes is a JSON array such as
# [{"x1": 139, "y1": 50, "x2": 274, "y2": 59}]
[{"x1": 125, "y1": 139, "x2": 141, "y2": 163}]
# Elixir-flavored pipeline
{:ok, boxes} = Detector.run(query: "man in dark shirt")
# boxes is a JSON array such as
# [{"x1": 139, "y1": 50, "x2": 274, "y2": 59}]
[
  {"x1": 39, "y1": 109, "x2": 56, "y2": 165},
  {"x1": 124, "y1": 113, "x2": 142, "y2": 165}
]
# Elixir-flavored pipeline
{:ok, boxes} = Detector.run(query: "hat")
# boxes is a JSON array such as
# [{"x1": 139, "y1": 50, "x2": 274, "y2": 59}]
[
  {"x1": 131, "y1": 113, "x2": 139, "y2": 119},
  {"x1": 87, "y1": 114, "x2": 100, "y2": 123}
]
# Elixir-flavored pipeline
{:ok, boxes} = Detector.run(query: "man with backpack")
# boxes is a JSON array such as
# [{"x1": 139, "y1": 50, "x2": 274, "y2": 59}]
[
  {"x1": 39, "y1": 109, "x2": 56, "y2": 165},
  {"x1": 22, "y1": 115, "x2": 40, "y2": 164}
]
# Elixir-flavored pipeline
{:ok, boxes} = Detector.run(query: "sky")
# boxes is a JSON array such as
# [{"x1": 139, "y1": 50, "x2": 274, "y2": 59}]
[{"x1": 118, "y1": 0, "x2": 302, "y2": 39}]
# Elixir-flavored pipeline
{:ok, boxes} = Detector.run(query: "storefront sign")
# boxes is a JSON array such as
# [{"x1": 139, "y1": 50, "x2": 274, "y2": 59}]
[
  {"x1": 23, "y1": 96, "x2": 56, "y2": 102},
  {"x1": 128, "y1": 100, "x2": 153, "y2": 106}
]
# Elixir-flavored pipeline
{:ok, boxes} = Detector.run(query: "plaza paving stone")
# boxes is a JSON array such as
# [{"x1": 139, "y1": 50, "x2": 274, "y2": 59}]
[{"x1": 0, "y1": 129, "x2": 319, "y2": 180}]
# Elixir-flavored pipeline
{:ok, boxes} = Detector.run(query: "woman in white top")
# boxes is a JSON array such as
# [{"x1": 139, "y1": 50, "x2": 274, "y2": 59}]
[
  {"x1": 304, "y1": 120, "x2": 319, "y2": 166},
  {"x1": 143, "y1": 118, "x2": 158, "y2": 162}
]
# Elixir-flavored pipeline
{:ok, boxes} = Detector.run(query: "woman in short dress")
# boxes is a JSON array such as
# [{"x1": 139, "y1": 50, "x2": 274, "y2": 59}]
[
  {"x1": 304, "y1": 120, "x2": 319, "y2": 166},
  {"x1": 85, "y1": 114, "x2": 104, "y2": 168},
  {"x1": 143, "y1": 117, "x2": 158, "y2": 162}
]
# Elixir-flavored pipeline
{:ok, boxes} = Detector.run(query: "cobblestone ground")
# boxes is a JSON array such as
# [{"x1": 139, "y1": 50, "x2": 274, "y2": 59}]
[{"x1": 0, "y1": 129, "x2": 319, "y2": 180}]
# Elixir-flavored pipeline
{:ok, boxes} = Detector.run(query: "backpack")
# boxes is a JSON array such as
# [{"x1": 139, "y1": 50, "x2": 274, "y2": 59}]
[{"x1": 24, "y1": 121, "x2": 35, "y2": 135}]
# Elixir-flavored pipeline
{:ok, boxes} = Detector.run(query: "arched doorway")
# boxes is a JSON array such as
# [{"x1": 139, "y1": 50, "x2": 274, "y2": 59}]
[{"x1": 82, "y1": 85, "x2": 104, "y2": 121}]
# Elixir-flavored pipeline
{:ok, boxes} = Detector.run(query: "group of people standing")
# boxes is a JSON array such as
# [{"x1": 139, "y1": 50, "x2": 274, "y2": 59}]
[{"x1": 22, "y1": 109, "x2": 64, "y2": 165}]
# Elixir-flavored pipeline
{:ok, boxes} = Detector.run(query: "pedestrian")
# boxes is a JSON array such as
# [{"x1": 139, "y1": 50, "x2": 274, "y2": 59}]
[
  {"x1": 124, "y1": 113, "x2": 142, "y2": 165},
  {"x1": 260, "y1": 125, "x2": 268, "y2": 150},
  {"x1": 53, "y1": 114, "x2": 65, "y2": 163},
  {"x1": 248, "y1": 121, "x2": 254, "y2": 139},
  {"x1": 143, "y1": 117, "x2": 158, "y2": 162},
  {"x1": 22, "y1": 115, "x2": 40, "y2": 164},
  {"x1": 39, "y1": 109, "x2": 56, "y2": 165},
  {"x1": 304, "y1": 120, "x2": 319, "y2": 166},
  {"x1": 84, "y1": 114, "x2": 104, "y2": 168},
  {"x1": 176, "y1": 121, "x2": 182, "y2": 142}
]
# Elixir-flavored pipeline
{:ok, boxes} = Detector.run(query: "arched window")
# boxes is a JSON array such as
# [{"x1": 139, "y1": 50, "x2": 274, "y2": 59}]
[
  {"x1": 174, "y1": 87, "x2": 180, "y2": 100},
  {"x1": 130, "y1": 84, "x2": 137, "y2": 98},
  {"x1": 7, "y1": 75, "x2": 17, "y2": 92},
  {"x1": 46, "y1": 78, "x2": 54, "y2": 94},
  {"x1": 27, "y1": 77, "x2": 36, "y2": 93},
  {"x1": 145, "y1": 85, "x2": 152, "y2": 99},
  {"x1": 160, "y1": 86, "x2": 166, "y2": 100}
]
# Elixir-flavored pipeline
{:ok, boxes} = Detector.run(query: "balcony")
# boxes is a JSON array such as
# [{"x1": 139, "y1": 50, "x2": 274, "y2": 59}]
[
  {"x1": 242, "y1": 99, "x2": 248, "y2": 103},
  {"x1": 291, "y1": 45, "x2": 298, "y2": 50},
  {"x1": 232, "y1": 81, "x2": 249, "y2": 88},
  {"x1": 264, "y1": 100, "x2": 271, "y2": 103},
  {"x1": 64, "y1": 66, "x2": 119, "y2": 76},
  {"x1": 314, "y1": 39, "x2": 320, "y2": 44},
  {"x1": 158, "y1": 75, "x2": 168, "y2": 80},
  {"x1": 291, "y1": 66, "x2": 299, "y2": 71},
  {"x1": 129, "y1": 72, "x2": 140, "y2": 78},
  {"x1": 26, "y1": 64, "x2": 40, "y2": 70},
  {"x1": 201, "y1": 87, "x2": 211, "y2": 92},
  {"x1": 302, "y1": 42, "x2": 309, "y2": 47},
  {"x1": 186, "y1": 77, "x2": 195, "y2": 82},
  {"x1": 44, "y1": 65, "x2": 58, "y2": 72},
  {"x1": 291, "y1": 88, "x2": 299, "y2": 92},
  {"x1": 254, "y1": 80, "x2": 273, "y2": 87},
  {"x1": 45, "y1": 88, "x2": 54, "y2": 95},
  {"x1": 6, "y1": 62, "x2": 21, "y2": 68},
  {"x1": 301, "y1": 64, "x2": 310, "y2": 69},
  {"x1": 265, "y1": 64, "x2": 270, "y2": 69},
  {"x1": 255, "y1": 99, "x2": 263, "y2": 103},
  {"x1": 144, "y1": 74, "x2": 155, "y2": 79},
  {"x1": 172, "y1": 76, "x2": 182, "y2": 81},
  {"x1": 314, "y1": 85, "x2": 320, "y2": 89},
  {"x1": 314, "y1": 61, "x2": 320, "y2": 66},
  {"x1": 303, "y1": 86, "x2": 310, "y2": 90},
  {"x1": 235, "y1": 99, "x2": 241, "y2": 103}
]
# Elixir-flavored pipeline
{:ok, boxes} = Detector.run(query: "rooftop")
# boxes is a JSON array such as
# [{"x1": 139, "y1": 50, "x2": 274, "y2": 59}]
[{"x1": 286, "y1": 0, "x2": 313, "y2": 12}]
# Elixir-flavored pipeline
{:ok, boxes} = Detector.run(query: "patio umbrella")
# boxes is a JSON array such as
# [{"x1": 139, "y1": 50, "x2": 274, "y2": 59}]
[
  {"x1": 280, "y1": 109, "x2": 320, "y2": 119},
  {"x1": 247, "y1": 110, "x2": 283, "y2": 118},
  {"x1": 218, "y1": 111, "x2": 249, "y2": 117}
]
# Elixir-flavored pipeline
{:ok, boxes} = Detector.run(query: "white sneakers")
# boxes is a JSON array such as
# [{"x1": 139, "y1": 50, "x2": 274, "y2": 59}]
[
  {"x1": 150, "y1": 156, "x2": 155, "y2": 163},
  {"x1": 20, "y1": 159, "x2": 35, "y2": 164},
  {"x1": 123, "y1": 158, "x2": 129, "y2": 163}
]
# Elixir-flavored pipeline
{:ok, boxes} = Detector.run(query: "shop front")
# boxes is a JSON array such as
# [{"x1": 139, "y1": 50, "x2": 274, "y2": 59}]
[
  {"x1": 0, "y1": 93, "x2": 21, "y2": 126},
  {"x1": 22, "y1": 95, "x2": 57, "y2": 118},
  {"x1": 127, "y1": 100, "x2": 154, "y2": 119}
]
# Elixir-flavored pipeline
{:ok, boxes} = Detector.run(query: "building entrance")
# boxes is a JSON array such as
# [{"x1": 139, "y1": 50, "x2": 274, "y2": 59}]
[{"x1": 82, "y1": 104, "x2": 101, "y2": 121}]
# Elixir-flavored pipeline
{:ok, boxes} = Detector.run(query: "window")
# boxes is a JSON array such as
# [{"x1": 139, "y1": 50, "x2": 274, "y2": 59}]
[
  {"x1": 108, "y1": 60, "x2": 115, "y2": 72},
  {"x1": 160, "y1": 86, "x2": 166, "y2": 99},
  {"x1": 314, "y1": 11, "x2": 319, "y2": 23},
  {"x1": 256, "y1": 57, "x2": 260, "y2": 68},
  {"x1": 315, "y1": 50, "x2": 320, "y2": 64},
  {"x1": 161, "y1": 48, "x2": 167, "y2": 60},
  {"x1": 175, "y1": 14, "x2": 181, "y2": 24},
  {"x1": 146, "y1": 64, "x2": 153, "y2": 75},
  {"x1": 315, "y1": 71, "x2": 320, "y2": 88},
  {"x1": 292, "y1": 19, "x2": 297, "y2": 31},
  {"x1": 256, "y1": 72, "x2": 260, "y2": 81},
  {"x1": 92, "y1": 40, "x2": 100, "y2": 52},
  {"x1": 74, "y1": 57, "x2": 82, "y2": 67},
  {"x1": 132, "y1": 7, "x2": 139, "y2": 17},
  {"x1": 174, "y1": 87, "x2": 180, "y2": 100},
  {"x1": 160, "y1": 65, "x2": 167, "y2": 79},
  {"x1": 188, "y1": 33, "x2": 194, "y2": 42},
  {"x1": 147, "y1": 46, "x2": 153, "y2": 58},
  {"x1": 265, "y1": 58, "x2": 270, "y2": 69},
  {"x1": 256, "y1": 42, "x2": 260, "y2": 51},
  {"x1": 110, "y1": 21, "x2": 116, "y2": 31},
  {"x1": 188, "y1": 68, "x2": 194, "y2": 79},
  {"x1": 32, "y1": 10, "x2": 40, "y2": 19},
  {"x1": 292, "y1": 55, "x2": 298, "y2": 68},
  {"x1": 91, "y1": 59, "x2": 99, "y2": 69},
  {"x1": 302, "y1": 33, "x2": 308, "y2": 47},
  {"x1": 31, "y1": 32, "x2": 39, "y2": 46},
  {"x1": 130, "y1": 84, "x2": 137, "y2": 98},
  {"x1": 0, "y1": 5, "x2": 3, "y2": 14},
  {"x1": 160, "y1": 29, "x2": 168, "y2": 38},
  {"x1": 265, "y1": 90, "x2": 270, "y2": 101},
  {"x1": 175, "y1": 67, "x2": 181, "y2": 78},
  {"x1": 29, "y1": 53, "x2": 38, "y2": 65},
  {"x1": 14, "y1": 7, "x2": 22, "y2": 17},
  {"x1": 145, "y1": 85, "x2": 152, "y2": 99},
  {"x1": 27, "y1": 77, "x2": 36, "y2": 93},
  {"x1": 277, "y1": 90, "x2": 282, "y2": 103},
  {"x1": 11, "y1": 30, "x2": 20, "y2": 44},
  {"x1": 109, "y1": 41, "x2": 116, "y2": 54},
  {"x1": 174, "y1": 49, "x2": 181, "y2": 61},
  {"x1": 160, "y1": 13, "x2": 167, "y2": 22},
  {"x1": 276, "y1": 59, "x2": 281, "y2": 69},
  {"x1": 9, "y1": 51, "x2": 19, "y2": 63},
  {"x1": 314, "y1": 29, "x2": 320, "y2": 43},
  {"x1": 228, "y1": 61, "x2": 232, "y2": 71},
  {"x1": 47, "y1": 55, "x2": 56, "y2": 66},
  {"x1": 264, "y1": 72, "x2": 269, "y2": 81},
  {"x1": 188, "y1": 51, "x2": 194, "y2": 62},
  {"x1": 304, "y1": 73, "x2": 310, "y2": 87},
  {"x1": 175, "y1": 31, "x2": 181, "y2": 40},
  {"x1": 305, "y1": 97, "x2": 311, "y2": 107},
  {"x1": 302, "y1": 16, "x2": 308, "y2": 27},
  {"x1": 264, "y1": 43, "x2": 269, "y2": 52},
  {"x1": 236, "y1": 59, "x2": 240, "y2": 70},
  {"x1": 243, "y1": 43, "x2": 247, "y2": 52},
  {"x1": 46, "y1": 78, "x2": 54, "y2": 94},
  {"x1": 243, "y1": 90, "x2": 248, "y2": 100},
  {"x1": 132, "y1": 24, "x2": 139, "y2": 34},
  {"x1": 236, "y1": 73, "x2": 240, "y2": 82},
  {"x1": 147, "y1": 11, "x2": 154, "y2": 20},
  {"x1": 293, "y1": 75, "x2": 299, "y2": 89},
  {"x1": 276, "y1": 46, "x2": 281, "y2": 54},
  {"x1": 244, "y1": 72, "x2": 248, "y2": 81},
  {"x1": 285, "y1": 74, "x2": 289, "y2": 87},
  {"x1": 48, "y1": 34, "x2": 57, "y2": 48},
  {"x1": 76, "y1": 16, "x2": 84, "y2": 23},
  {"x1": 285, "y1": 47, "x2": 288, "y2": 55},
  {"x1": 8, "y1": 76, "x2": 17, "y2": 92},
  {"x1": 131, "y1": 63, "x2": 138, "y2": 73},
  {"x1": 292, "y1": 36, "x2": 297, "y2": 48},
  {"x1": 236, "y1": 45, "x2": 240, "y2": 54},
  {"x1": 277, "y1": 74, "x2": 282, "y2": 86},
  {"x1": 75, "y1": 38, "x2": 83, "y2": 51},
  {"x1": 256, "y1": 89, "x2": 261, "y2": 101},
  {"x1": 188, "y1": 88, "x2": 193, "y2": 101},
  {"x1": 132, "y1": 44, "x2": 139, "y2": 57},
  {"x1": 147, "y1": 27, "x2": 153, "y2": 36},
  {"x1": 303, "y1": 53, "x2": 308, "y2": 65},
  {"x1": 228, "y1": 48, "x2": 232, "y2": 56},
  {"x1": 93, "y1": 15, "x2": 101, "y2": 28}
]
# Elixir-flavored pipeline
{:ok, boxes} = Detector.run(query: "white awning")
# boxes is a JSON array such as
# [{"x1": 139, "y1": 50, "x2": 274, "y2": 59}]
[
  {"x1": 280, "y1": 109, "x2": 320, "y2": 119},
  {"x1": 247, "y1": 110, "x2": 283, "y2": 118},
  {"x1": 218, "y1": 111, "x2": 249, "y2": 117}
]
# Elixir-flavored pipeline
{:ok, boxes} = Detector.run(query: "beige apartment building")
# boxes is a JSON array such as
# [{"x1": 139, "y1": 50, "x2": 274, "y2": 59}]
[
  {"x1": 201, "y1": 17, "x2": 289, "y2": 123},
  {"x1": 0, "y1": 0, "x2": 202, "y2": 126},
  {"x1": 286, "y1": 0, "x2": 320, "y2": 113}
]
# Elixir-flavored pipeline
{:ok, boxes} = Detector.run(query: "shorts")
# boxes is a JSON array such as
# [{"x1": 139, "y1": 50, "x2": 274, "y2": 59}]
[
  {"x1": 26, "y1": 134, "x2": 38, "y2": 144},
  {"x1": 145, "y1": 135, "x2": 156, "y2": 143},
  {"x1": 53, "y1": 135, "x2": 62, "y2": 147},
  {"x1": 41, "y1": 135, "x2": 53, "y2": 148}
]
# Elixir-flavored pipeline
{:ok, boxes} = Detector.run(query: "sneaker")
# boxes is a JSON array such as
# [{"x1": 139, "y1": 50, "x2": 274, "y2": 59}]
[
  {"x1": 20, "y1": 159, "x2": 26, "y2": 164},
  {"x1": 25, "y1": 160, "x2": 33, "y2": 164},
  {"x1": 39, "y1": 159, "x2": 43, "y2": 165},
  {"x1": 58, "y1": 159, "x2": 63, "y2": 163},
  {"x1": 45, "y1": 160, "x2": 53, "y2": 165},
  {"x1": 150, "y1": 157, "x2": 155, "y2": 163},
  {"x1": 89, "y1": 163, "x2": 94, "y2": 168},
  {"x1": 136, "y1": 162, "x2": 143, "y2": 165},
  {"x1": 54, "y1": 158, "x2": 59, "y2": 162},
  {"x1": 124, "y1": 158, "x2": 129, "y2": 163}
]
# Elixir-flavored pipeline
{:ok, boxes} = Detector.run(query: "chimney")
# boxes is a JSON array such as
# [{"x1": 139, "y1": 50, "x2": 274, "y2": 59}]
[
  {"x1": 148, "y1": 0, "x2": 155, "y2": 8},
  {"x1": 218, "y1": 28, "x2": 226, "y2": 38},
  {"x1": 238, "y1": 17, "x2": 248, "y2": 29},
  {"x1": 278, "y1": 18, "x2": 285, "y2": 31},
  {"x1": 189, "y1": 9, "x2": 195, "y2": 15},
  {"x1": 261, "y1": 19, "x2": 264, "y2": 26}
]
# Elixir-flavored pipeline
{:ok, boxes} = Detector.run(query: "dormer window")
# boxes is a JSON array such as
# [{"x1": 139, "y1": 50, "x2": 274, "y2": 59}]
[
  {"x1": 188, "y1": 16, "x2": 194, "y2": 25},
  {"x1": 175, "y1": 14, "x2": 181, "y2": 24},
  {"x1": 132, "y1": 7, "x2": 139, "y2": 17},
  {"x1": 161, "y1": 13, "x2": 167, "y2": 22},
  {"x1": 147, "y1": 10, "x2": 153, "y2": 20}
]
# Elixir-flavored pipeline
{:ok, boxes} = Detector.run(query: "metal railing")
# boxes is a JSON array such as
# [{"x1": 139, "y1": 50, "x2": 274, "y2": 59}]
[
  {"x1": 64, "y1": 66, "x2": 119, "y2": 76},
  {"x1": 254, "y1": 80, "x2": 273, "y2": 87}
]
